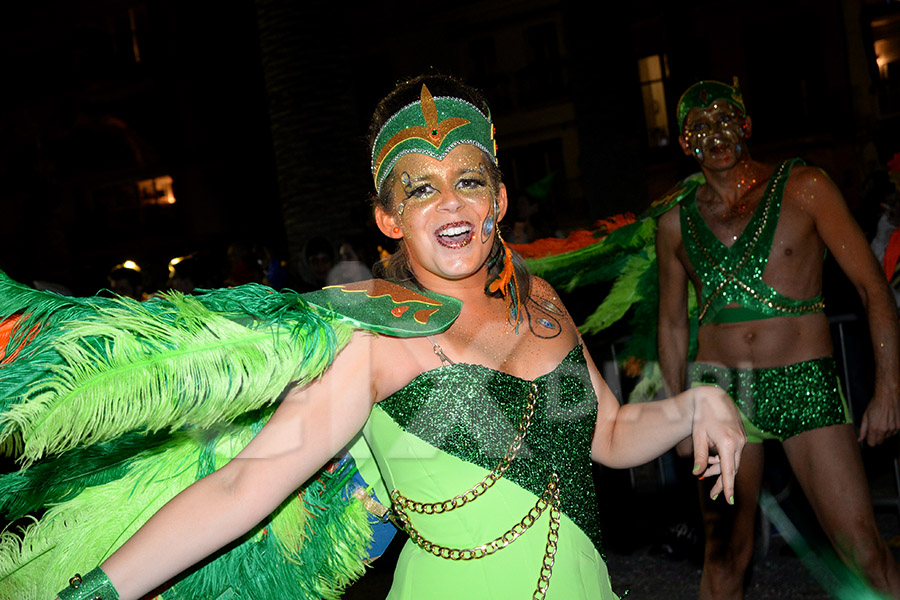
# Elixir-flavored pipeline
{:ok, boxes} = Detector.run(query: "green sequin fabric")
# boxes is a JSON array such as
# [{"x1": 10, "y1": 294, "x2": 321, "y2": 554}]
[
  {"x1": 688, "y1": 356, "x2": 849, "y2": 441},
  {"x1": 57, "y1": 567, "x2": 119, "y2": 600},
  {"x1": 681, "y1": 158, "x2": 824, "y2": 323},
  {"x1": 377, "y1": 345, "x2": 603, "y2": 553}
]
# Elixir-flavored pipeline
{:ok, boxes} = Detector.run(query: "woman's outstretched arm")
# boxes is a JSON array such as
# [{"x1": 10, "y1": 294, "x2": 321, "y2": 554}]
[
  {"x1": 587, "y1": 346, "x2": 745, "y2": 503},
  {"x1": 97, "y1": 331, "x2": 378, "y2": 600}
]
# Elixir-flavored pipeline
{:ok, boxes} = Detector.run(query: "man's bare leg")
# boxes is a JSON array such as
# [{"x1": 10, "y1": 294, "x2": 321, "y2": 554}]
[
  {"x1": 784, "y1": 423, "x2": 900, "y2": 597},
  {"x1": 699, "y1": 442, "x2": 765, "y2": 600}
]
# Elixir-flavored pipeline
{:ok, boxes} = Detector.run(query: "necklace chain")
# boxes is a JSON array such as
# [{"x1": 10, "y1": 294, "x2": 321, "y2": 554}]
[{"x1": 388, "y1": 381, "x2": 561, "y2": 598}]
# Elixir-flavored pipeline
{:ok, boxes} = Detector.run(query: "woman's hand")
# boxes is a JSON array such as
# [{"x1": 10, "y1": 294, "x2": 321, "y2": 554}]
[{"x1": 688, "y1": 385, "x2": 746, "y2": 503}]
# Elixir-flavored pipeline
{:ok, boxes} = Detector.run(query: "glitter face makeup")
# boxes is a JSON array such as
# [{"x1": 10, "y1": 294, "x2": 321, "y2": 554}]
[
  {"x1": 387, "y1": 144, "x2": 504, "y2": 285},
  {"x1": 397, "y1": 158, "x2": 492, "y2": 215},
  {"x1": 682, "y1": 101, "x2": 748, "y2": 168}
]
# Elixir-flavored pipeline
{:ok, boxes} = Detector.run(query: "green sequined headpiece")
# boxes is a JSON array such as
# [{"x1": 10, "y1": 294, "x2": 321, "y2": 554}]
[
  {"x1": 676, "y1": 77, "x2": 745, "y2": 131},
  {"x1": 371, "y1": 84, "x2": 497, "y2": 191}
]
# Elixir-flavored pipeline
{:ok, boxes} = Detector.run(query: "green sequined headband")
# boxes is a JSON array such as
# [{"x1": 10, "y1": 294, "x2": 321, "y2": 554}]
[
  {"x1": 371, "y1": 84, "x2": 497, "y2": 191},
  {"x1": 676, "y1": 77, "x2": 746, "y2": 131}
]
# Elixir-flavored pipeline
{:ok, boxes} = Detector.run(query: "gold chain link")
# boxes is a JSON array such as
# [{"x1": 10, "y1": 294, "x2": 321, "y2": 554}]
[
  {"x1": 391, "y1": 382, "x2": 538, "y2": 515},
  {"x1": 533, "y1": 473, "x2": 561, "y2": 600},
  {"x1": 387, "y1": 381, "x2": 563, "y2": 597},
  {"x1": 392, "y1": 473, "x2": 561, "y2": 598}
]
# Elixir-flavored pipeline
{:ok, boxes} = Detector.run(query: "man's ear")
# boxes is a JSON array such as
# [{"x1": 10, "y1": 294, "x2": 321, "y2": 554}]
[
  {"x1": 678, "y1": 133, "x2": 692, "y2": 157},
  {"x1": 375, "y1": 205, "x2": 403, "y2": 239},
  {"x1": 741, "y1": 115, "x2": 752, "y2": 139}
]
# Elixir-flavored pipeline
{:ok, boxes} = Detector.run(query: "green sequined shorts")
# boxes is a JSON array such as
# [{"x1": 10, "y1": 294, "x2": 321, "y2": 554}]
[{"x1": 688, "y1": 356, "x2": 851, "y2": 443}]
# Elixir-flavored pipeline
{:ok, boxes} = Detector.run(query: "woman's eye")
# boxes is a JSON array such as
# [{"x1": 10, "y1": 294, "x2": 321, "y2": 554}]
[
  {"x1": 458, "y1": 178, "x2": 486, "y2": 190},
  {"x1": 407, "y1": 184, "x2": 435, "y2": 199},
  {"x1": 691, "y1": 123, "x2": 710, "y2": 133}
]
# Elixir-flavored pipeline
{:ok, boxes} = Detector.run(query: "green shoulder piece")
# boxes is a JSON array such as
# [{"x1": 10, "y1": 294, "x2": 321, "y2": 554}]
[
  {"x1": 641, "y1": 172, "x2": 705, "y2": 220},
  {"x1": 301, "y1": 279, "x2": 461, "y2": 337}
]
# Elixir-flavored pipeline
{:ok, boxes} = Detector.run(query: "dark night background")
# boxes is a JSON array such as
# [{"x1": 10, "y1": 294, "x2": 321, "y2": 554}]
[
  {"x1": 4, "y1": 3, "x2": 900, "y2": 597},
  {"x1": 0, "y1": 0, "x2": 898, "y2": 298}
]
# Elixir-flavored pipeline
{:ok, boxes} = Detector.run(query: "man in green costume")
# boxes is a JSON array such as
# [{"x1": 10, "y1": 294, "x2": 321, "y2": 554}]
[{"x1": 656, "y1": 79, "x2": 900, "y2": 598}]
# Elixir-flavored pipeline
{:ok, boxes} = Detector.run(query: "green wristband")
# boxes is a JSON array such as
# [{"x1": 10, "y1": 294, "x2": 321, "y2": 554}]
[{"x1": 57, "y1": 567, "x2": 119, "y2": 600}]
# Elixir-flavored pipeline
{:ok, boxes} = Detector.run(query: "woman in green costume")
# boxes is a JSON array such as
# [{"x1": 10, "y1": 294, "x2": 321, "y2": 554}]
[{"x1": 56, "y1": 74, "x2": 745, "y2": 600}]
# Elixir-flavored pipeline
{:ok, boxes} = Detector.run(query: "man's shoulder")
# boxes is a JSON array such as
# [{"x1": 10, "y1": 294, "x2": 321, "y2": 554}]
[
  {"x1": 786, "y1": 161, "x2": 826, "y2": 182},
  {"x1": 657, "y1": 202, "x2": 682, "y2": 225},
  {"x1": 778, "y1": 158, "x2": 833, "y2": 189},
  {"x1": 782, "y1": 161, "x2": 842, "y2": 209},
  {"x1": 655, "y1": 202, "x2": 683, "y2": 243},
  {"x1": 644, "y1": 172, "x2": 704, "y2": 220}
]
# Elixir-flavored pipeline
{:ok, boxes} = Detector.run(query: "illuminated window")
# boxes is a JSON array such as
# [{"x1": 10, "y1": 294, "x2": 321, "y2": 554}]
[
  {"x1": 638, "y1": 55, "x2": 671, "y2": 147},
  {"x1": 137, "y1": 175, "x2": 176, "y2": 206},
  {"x1": 872, "y1": 13, "x2": 900, "y2": 115}
]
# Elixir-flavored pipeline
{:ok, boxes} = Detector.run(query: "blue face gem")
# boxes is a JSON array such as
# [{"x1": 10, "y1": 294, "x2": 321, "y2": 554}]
[
  {"x1": 537, "y1": 299, "x2": 563, "y2": 315},
  {"x1": 537, "y1": 318, "x2": 556, "y2": 330},
  {"x1": 481, "y1": 213, "x2": 495, "y2": 242}
]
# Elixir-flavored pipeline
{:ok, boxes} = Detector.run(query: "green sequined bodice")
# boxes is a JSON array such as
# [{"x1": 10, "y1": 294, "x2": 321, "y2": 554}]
[
  {"x1": 681, "y1": 158, "x2": 824, "y2": 324},
  {"x1": 377, "y1": 345, "x2": 603, "y2": 552}
]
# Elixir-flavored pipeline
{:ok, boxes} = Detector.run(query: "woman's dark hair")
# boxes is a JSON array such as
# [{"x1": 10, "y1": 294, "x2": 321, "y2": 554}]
[{"x1": 368, "y1": 74, "x2": 531, "y2": 301}]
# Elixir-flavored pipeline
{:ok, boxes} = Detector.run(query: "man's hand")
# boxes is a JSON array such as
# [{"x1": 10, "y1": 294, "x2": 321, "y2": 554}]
[{"x1": 858, "y1": 391, "x2": 900, "y2": 446}]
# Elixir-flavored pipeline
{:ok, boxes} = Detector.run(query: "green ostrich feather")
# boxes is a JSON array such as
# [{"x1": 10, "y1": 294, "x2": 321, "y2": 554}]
[
  {"x1": 0, "y1": 429, "x2": 203, "y2": 599},
  {"x1": 0, "y1": 274, "x2": 462, "y2": 598},
  {"x1": 0, "y1": 428, "x2": 178, "y2": 519},
  {"x1": 0, "y1": 270, "x2": 114, "y2": 354},
  {"x1": 0, "y1": 273, "x2": 126, "y2": 426},
  {"x1": 159, "y1": 420, "x2": 371, "y2": 600},
  {"x1": 528, "y1": 219, "x2": 658, "y2": 292},
  {"x1": 0, "y1": 291, "x2": 351, "y2": 465},
  {"x1": 0, "y1": 411, "x2": 372, "y2": 600},
  {"x1": 580, "y1": 248, "x2": 656, "y2": 335},
  {"x1": 0, "y1": 277, "x2": 459, "y2": 465},
  {"x1": 159, "y1": 490, "x2": 370, "y2": 600}
]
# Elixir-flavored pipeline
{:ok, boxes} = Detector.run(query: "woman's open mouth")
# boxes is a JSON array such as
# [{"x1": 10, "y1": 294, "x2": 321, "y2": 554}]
[{"x1": 434, "y1": 221, "x2": 474, "y2": 248}]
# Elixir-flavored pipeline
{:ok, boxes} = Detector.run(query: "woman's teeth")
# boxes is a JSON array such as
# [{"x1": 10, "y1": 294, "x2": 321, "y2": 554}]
[{"x1": 435, "y1": 222, "x2": 474, "y2": 248}]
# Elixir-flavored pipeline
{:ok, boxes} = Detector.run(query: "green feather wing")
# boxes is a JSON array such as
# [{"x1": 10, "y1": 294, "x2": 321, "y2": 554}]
[
  {"x1": 0, "y1": 427, "x2": 205, "y2": 599},
  {"x1": 0, "y1": 429, "x2": 176, "y2": 519},
  {"x1": 0, "y1": 289, "x2": 350, "y2": 465},
  {"x1": 528, "y1": 219, "x2": 657, "y2": 293},
  {"x1": 0, "y1": 411, "x2": 372, "y2": 600},
  {"x1": 0, "y1": 277, "x2": 461, "y2": 465},
  {"x1": 525, "y1": 174, "x2": 704, "y2": 399},
  {"x1": 0, "y1": 274, "x2": 420, "y2": 598}
]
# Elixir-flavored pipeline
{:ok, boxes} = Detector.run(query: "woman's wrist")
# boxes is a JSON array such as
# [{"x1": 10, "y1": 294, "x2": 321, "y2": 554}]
[{"x1": 57, "y1": 566, "x2": 119, "y2": 600}]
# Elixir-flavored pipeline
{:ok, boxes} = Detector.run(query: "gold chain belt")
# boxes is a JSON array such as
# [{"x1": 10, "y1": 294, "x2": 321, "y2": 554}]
[{"x1": 386, "y1": 381, "x2": 562, "y2": 598}]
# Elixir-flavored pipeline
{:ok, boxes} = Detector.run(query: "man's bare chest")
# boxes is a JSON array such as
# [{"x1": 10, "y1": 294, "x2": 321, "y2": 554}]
[{"x1": 695, "y1": 191, "x2": 765, "y2": 248}]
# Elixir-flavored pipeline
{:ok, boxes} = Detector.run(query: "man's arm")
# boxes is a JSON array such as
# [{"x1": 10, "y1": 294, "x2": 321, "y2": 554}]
[
  {"x1": 805, "y1": 168, "x2": 900, "y2": 446},
  {"x1": 656, "y1": 208, "x2": 691, "y2": 396}
]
